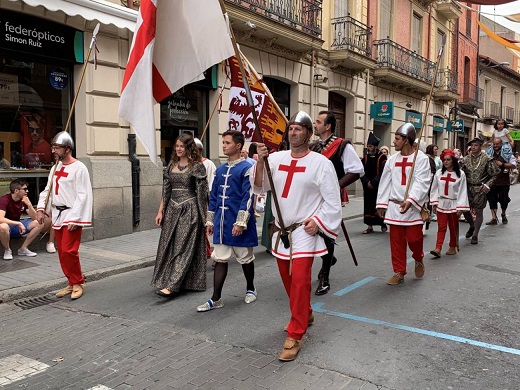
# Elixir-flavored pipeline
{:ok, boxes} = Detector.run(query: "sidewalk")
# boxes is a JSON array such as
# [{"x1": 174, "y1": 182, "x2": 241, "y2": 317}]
[{"x1": 0, "y1": 197, "x2": 364, "y2": 303}]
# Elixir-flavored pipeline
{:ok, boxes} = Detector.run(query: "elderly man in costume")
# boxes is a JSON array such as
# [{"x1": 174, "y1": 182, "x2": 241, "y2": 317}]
[
  {"x1": 37, "y1": 131, "x2": 93, "y2": 300},
  {"x1": 376, "y1": 123, "x2": 432, "y2": 285},
  {"x1": 460, "y1": 137, "x2": 500, "y2": 244},
  {"x1": 361, "y1": 132, "x2": 387, "y2": 234},
  {"x1": 253, "y1": 111, "x2": 342, "y2": 362},
  {"x1": 311, "y1": 110, "x2": 364, "y2": 295}
]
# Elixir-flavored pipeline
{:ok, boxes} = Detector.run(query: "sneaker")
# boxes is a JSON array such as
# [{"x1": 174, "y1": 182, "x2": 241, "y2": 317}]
[
  {"x1": 197, "y1": 298, "x2": 224, "y2": 312},
  {"x1": 387, "y1": 273, "x2": 404, "y2": 285},
  {"x1": 485, "y1": 219, "x2": 498, "y2": 225},
  {"x1": 3, "y1": 249, "x2": 13, "y2": 260},
  {"x1": 415, "y1": 261, "x2": 425, "y2": 278},
  {"x1": 244, "y1": 290, "x2": 257, "y2": 304},
  {"x1": 465, "y1": 227, "x2": 475, "y2": 239},
  {"x1": 46, "y1": 242, "x2": 57, "y2": 253},
  {"x1": 17, "y1": 248, "x2": 37, "y2": 257}
]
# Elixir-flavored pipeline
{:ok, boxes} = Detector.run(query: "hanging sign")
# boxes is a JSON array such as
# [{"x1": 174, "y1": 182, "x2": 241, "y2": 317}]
[
  {"x1": 405, "y1": 110, "x2": 422, "y2": 129},
  {"x1": 370, "y1": 102, "x2": 393, "y2": 123},
  {"x1": 447, "y1": 119, "x2": 464, "y2": 132},
  {"x1": 433, "y1": 116, "x2": 445, "y2": 132}
]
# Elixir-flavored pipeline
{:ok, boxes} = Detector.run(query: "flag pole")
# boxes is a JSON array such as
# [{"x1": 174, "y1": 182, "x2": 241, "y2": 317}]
[
  {"x1": 43, "y1": 23, "x2": 101, "y2": 213},
  {"x1": 218, "y1": 0, "x2": 291, "y2": 248},
  {"x1": 200, "y1": 73, "x2": 228, "y2": 141},
  {"x1": 403, "y1": 41, "x2": 445, "y2": 200}
]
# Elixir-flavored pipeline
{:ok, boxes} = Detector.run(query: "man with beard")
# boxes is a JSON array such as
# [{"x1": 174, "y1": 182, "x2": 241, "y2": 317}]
[
  {"x1": 311, "y1": 111, "x2": 364, "y2": 295},
  {"x1": 484, "y1": 138, "x2": 516, "y2": 225},
  {"x1": 460, "y1": 137, "x2": 500, "y2": 244},
  {"x1": 361, "y1": 132, "x2": 387, "y2": 234},
  {"x1": 37, "y1": 131, "x2": 93, "y2": 300}
]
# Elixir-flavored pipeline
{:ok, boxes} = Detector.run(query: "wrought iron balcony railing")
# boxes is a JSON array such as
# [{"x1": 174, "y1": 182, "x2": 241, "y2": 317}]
[
  {"x1": 483, "y1": 101, "x2": 500, "y2": 119},
  {"x1": 503, "y1": 106, "x2": 514, "y2": 122},
  {"x1": 331, "y1": 15, "x2": 372, "y2": 57},
  {"x1": 228, "y1": 0, "x2": 323, "y2": 38},
  {"x1": 459, "y1": 82, "x2": 483, "y2": 106},
  {"x1": 373, "y1": 39, "x2": 437, "y2": 84},
  {"x1": 436, "y1": 68, "x2": 458, "y2": 92}
]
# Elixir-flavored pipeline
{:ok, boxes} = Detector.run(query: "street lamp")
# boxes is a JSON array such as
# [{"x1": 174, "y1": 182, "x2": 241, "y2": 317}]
[{"x1": 479, "y1": 61, "x2": 510, "y2": 75}]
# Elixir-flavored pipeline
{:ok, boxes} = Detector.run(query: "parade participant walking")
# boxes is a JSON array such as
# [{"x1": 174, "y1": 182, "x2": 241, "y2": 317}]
[
  {"x1": 311, "y1": 111, "x2": 363, "y2": 295},
  {"x1": 360, "y1": 132, "x2": 387, "y2": 234},
  {"x1": 197, "y1": 130, "x2": 258, "y2": 312},
  {"x1": 152, "y1": 134, "x2": 209, "y2": 298},
  {"x1": 376, "y1": 123, "x2": 431, "y2": 285},
  {"x1": 484, "y1": 138, "x2": 516, "y2": 225},
  {"x1": 429, "y1": 150, "x2": 469, "y2": 257},
  {"x1": 253, "y1": 111, "x2": 342, "y2": 361},
  {"x1": 460, "y1": 137, "x2": 500, "y2": 244},
  {"x1": 37, "y1": 132, "x2": 93, "y2": 300}
]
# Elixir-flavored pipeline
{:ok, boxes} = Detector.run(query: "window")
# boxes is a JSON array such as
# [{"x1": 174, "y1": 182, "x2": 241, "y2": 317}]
[
  {"x1": 437, "y1": 29, "x2": 446, "y2": 69},
  {"x1": 379, "y1": 0, "x2": 393, "y2": 39},
  {"x1": 411, "y1": 13, "x2": 422, "y2": 55},
  {"x1": 466, "y1": 15, "x2": 471, "y2": 38},
  {"x1": 334, "y1": 0, "x2": 348, "y2": 18}
]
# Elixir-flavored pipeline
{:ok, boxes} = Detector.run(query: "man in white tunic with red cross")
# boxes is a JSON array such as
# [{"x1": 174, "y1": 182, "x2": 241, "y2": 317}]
[
  {"x1": 37, "y1": 131, "x2": 93, "y2": 300},
  {"x1": 252, "y1": 111, "x2": 342, "y2": 362},
  {"x1": 376, "y1": 123, "x2": 431, "y2": 285}
]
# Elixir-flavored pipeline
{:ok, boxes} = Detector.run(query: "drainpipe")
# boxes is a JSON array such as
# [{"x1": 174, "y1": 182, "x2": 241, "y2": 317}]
[
  {"x1": 128, "y1": 134, "x2": 140, "y2": 227},
  {"x1": 310, "y1": 50, "x2": 315, "y2": 118}
]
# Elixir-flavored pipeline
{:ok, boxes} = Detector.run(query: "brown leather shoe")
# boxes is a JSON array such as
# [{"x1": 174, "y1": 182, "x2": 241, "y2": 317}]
[
  {"x1": 71, "y1": 284, "x2": 84, "y2": 300},
  {"x1": 55, "y1": 285, "x2": 73, "y2": 298},
  {"x1": 415, "y1": 261, "x2": 425, "y2": 278},
  {"x1": 445, "y1": 247, "x2": 457, "y2": 255},
  {"x1": 430, "y1": 248, "x2": 441, "y2": 258},
  {"x1": 387, "y1": 273, "x2": 404, "y2": 285},
  {"x1": 278, "y1": 338, "x2": 301, "y2": 361},
  {"x1": 284, "y1": 311, "x2": 314, "y2": 331}
]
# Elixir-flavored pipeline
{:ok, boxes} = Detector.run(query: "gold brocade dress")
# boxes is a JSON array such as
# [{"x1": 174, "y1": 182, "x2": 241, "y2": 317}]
[{"x1": 151, "y1": 162, "x2": 208, "y2": 292}]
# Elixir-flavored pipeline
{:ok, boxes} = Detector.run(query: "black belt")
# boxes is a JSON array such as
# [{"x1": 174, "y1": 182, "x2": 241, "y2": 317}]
[{"x1": 54, "y1": 205, "x2": 71, "y2": 224}]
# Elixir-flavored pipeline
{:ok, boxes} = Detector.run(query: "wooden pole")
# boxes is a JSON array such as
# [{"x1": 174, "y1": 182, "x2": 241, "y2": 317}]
[{"x1": 217, "y1": 0, "x2": 291, "y2": 247}]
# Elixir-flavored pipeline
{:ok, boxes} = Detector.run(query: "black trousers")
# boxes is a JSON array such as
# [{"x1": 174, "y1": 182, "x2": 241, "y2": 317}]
[{"x1": 487, "y1": 185, "x2": 510, "y2": 210}]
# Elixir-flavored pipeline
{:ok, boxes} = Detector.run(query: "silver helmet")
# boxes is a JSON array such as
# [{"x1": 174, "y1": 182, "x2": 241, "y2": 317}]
[
  {"x1": 52, "y1": 131, "x2": 74, "y2": 149},
  {"x1": 289, "y1": 111, "x2": 313, "y2": 131},
  {"x1": 194, "y1": 138, "x2": 203, "y2": 150},
  {"x1": 395, "y1": 123, "x2": 416, "y2": 144}
]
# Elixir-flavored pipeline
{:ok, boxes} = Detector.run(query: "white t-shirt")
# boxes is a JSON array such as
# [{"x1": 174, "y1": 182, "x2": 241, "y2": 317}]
[{"x1": 493, "y1": 128, "x2": 510, "y2": 144}]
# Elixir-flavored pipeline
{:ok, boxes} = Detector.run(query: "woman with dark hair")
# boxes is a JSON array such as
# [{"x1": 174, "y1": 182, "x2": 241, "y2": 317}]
[
  {"x1": 429, "y1": 150, "x2": 470, "y2": 257},
  {"x1": 426, "y1": 144, "x2": 441, "y2": 171},
  {"x1": 152, "y1": 133, "x2": 209, "y2": 297}
]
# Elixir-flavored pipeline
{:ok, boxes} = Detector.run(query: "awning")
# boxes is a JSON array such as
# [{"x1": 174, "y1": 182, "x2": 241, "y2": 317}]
[{"x1": 9, "y1": 0, "x2": 138, "y2": 30}]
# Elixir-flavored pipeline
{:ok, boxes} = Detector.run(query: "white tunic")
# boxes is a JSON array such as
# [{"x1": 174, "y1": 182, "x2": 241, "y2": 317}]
[
  {"x1": 37, "y1": 160, "x2": 93, "y2": 228},
  {"x1": 202, "y1": 158, "x2": 217, "y2": 190},
  {"x1": 430, "y1": 170, "x2": 470, "y2": 213},
  {"x1": 251, "y1": 150, "x2": 342, "y2": 259},
  {"x1": 376, "y1": 150, "x2": 431, "y2": 226}
]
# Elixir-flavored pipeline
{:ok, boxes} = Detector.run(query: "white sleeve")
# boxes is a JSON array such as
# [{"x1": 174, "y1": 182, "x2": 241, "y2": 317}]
[
  {"x1": 313, "y1": 160, "x2": 342, "y2": 239},
  {"x1": 376, "y1": 155, "x2": 392, "y2": 209},
  {"x1": 430, "y1": 172, "x2": 439, "y2": 205},
  {"x1": 457, "y1": 171, "x2": 470, "y2": 211},
  {"x1": 342, "y1": 143, "x2": 364, "y2": 175},
  {"x1": 68, "y1": 166, "x2": 93, "y2": 224}
]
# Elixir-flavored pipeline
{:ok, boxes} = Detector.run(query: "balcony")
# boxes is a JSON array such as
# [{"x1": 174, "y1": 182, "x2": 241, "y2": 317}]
[
  {"x1": 436, "y1": 0, "x2": 462, "y2": 20},
  {"x1": 433, "y1": 68, "x2": 459, "y2": 101},
  {"x1": 458, "y1": 82, "x2": 483, "y2": 108},
  {"x1": 329, "y1": 15, "x2": 374, "y2": 69},
  {"x1": 483, "y1": 101, "x2": 501, "y2": 119},
  {"x1": 225, "y1": 0, "x2": 323, "y2": 52},
  {"x1": 373, "y1": 39, "x2": 437, "y2": 94},
  {"x1": 503, "y1": 106, "x2": 514, "y2": 122}
]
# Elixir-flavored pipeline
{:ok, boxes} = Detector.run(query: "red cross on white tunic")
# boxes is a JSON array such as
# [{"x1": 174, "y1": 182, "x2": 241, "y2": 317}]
[
  {"x1": 54, "y1": 166, "x2": 69, "y2": 195},
  {"x1": 279, "y1": 159, "x2": 306, "y2": 198},
  {"x1": 440, "y1": 172, "x2": 456, "y2": 196},
  {"x1": 395, "y1": 157, "x2": 413, "y2": 185}
]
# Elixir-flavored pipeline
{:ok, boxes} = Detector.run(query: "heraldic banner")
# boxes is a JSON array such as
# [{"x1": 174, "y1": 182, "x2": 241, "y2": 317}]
[{"x1": 227, "y1": 55, "x2": 288, "y2": 150}]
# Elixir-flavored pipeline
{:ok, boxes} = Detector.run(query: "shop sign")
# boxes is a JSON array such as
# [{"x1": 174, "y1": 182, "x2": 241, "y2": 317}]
[
  {"x1": 509, "y1": 130, "x2": 520, "y2": 141},
  {"x1": 447, "y1": 119, "x2": 464, "y2": 132},
  {"x1": 433, "y1": 116, "x2": 445, "y2": 132},
  {"x1": 168, "y1": 94, "x2": 192, "y2": 122},
  {"x1": 405, "y1": 110, "x2": 422, "y2": 128},
  {"x1": 0, "y1": 9, "x2": 84, "y2": 63},
  {"x1": 370, "y1": 102, "x2": 393, "y2": 123}
]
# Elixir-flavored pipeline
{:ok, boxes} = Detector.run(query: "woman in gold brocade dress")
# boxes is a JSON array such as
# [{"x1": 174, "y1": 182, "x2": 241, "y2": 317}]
[{"x1": 152, "y1": 133, "x2": 209, "y2": 298}]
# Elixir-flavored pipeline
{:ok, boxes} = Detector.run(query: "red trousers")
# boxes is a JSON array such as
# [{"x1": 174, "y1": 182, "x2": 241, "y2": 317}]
[
  {"x1": 55, "y1": 227, "x2": 84, "y2": 286},
  {"x1": 435, "y1": 212, "x2": 458, "y2": 250},
  {"x1": 277, "y1": 257, "x2": 313, "y2": 341},
  {"x1": 389, "y1": 224, "x2": 423, "y2": 275}
]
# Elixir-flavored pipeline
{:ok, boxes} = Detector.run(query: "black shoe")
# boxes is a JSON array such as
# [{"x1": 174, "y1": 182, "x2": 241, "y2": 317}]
[
  {"x1": 318, "y1": 257, "x2": 337, "y2": 280},
  {"x1": 315, "y1": 278, "x2": 330, "y2": 295},
  {"x1": 502, "y1": 215, "x2": 508, "y2": 224},
  {"x1": 485, "y1": 219, "x2": 498, "y2": 225},
  {"x1": 155, "y1": 289, "x2": 174, "y2": 298},
  {"x1": 471, "y1": 236, "x2": 478, "y2": 245},
  {"x1": 465, "y1": 227, "x2": 475, "y2": 239}
]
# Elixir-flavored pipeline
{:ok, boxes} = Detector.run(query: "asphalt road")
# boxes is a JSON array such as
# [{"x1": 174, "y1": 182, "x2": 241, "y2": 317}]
[{"x1": 2, "y1": 186, "x2": 520, "y2": 389}]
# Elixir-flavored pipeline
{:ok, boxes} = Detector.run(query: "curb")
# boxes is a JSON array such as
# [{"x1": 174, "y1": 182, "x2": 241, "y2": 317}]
[{"x1": 0, "y1": 257, "x2": 156, "y2": 304}]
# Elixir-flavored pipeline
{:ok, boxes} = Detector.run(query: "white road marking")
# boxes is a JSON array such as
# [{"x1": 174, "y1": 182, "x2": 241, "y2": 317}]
[
  {"x1": 0, "y1": 354, "x2": 49, "y2": 386},
  {"x1": 86, "y1": 386, "x2": 113, "y2": 390}
]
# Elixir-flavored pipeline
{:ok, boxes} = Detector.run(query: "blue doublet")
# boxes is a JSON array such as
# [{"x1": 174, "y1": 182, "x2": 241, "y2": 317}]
[{"x1": 209, "y1": 158, "x2": 258, "y2": 247}]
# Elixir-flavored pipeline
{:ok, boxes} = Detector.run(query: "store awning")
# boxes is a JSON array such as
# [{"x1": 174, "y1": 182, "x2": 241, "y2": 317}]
[{"x1": 9, "y1": 0, "x2": 137, "y2": 30}]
